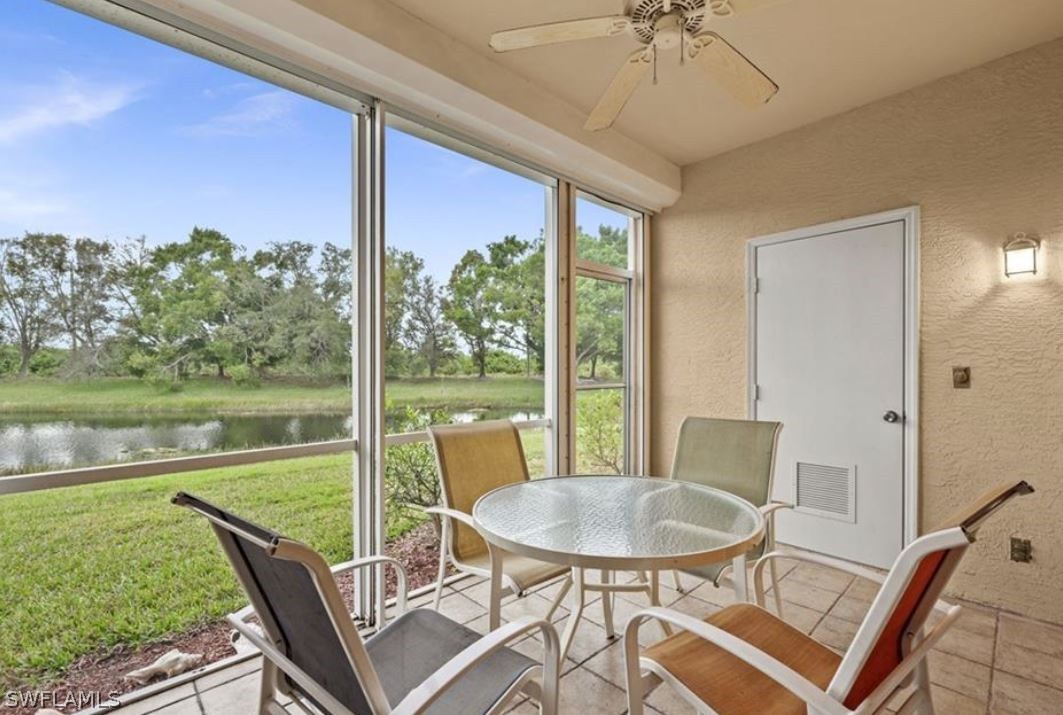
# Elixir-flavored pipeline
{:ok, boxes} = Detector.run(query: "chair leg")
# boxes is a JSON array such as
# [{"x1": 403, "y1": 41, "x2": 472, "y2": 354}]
[
  {"x1": 258, "y1": 660, "x2": 286, "y2": 715},
  {"x1": 635, "y1": 571, "x2": 648, "y2": 583},
  {"x1": 624, "y1": 625, "x2": 646, "y2": 715},
  {"x1": 433, "y1": 523, "x2": 450, "y2": 611},
  {"x1": 770, "y1": 558, "x2": 784, "y2": 617},
  {"x1": 544, "y1": 575, "x2": 572, "y2": 621},
  {"x1": 671, "y1": 569, "x2": 684, "y2": 593},
  {"x1": 912, "y1": 659, "x2": 936, "y2": 715}
]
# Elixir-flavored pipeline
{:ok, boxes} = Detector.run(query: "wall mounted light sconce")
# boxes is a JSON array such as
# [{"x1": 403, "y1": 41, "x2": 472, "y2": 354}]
[{"x1": 1003, "y1": 232, "x2": 1040, "y2": 277}]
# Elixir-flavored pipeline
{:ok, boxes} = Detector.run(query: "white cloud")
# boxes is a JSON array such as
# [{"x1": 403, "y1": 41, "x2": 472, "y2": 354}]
[
  {"x1": 0, "y1": 73, "x2": 139, "y2": 144},
  {"x1": 0, "y1": 189, "x2": 68, "y2": 226},
  {"x1": 182, "y1": 90, "x2": 298, "y2": 137}
]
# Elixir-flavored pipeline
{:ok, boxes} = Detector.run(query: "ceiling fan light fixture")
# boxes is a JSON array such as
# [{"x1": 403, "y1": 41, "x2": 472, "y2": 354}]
[{"x1": 489, "y1": 0, "x2": 780, "y2": 131}]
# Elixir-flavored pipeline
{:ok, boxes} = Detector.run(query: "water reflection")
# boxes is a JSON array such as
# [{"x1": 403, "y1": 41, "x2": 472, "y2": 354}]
[{"x1": 0, "y1": 409, "x2": 542, "y2": 472}]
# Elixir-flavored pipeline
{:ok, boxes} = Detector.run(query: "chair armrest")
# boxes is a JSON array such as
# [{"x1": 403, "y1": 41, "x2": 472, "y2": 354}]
[
  {"x1": 391, "y1": 616, "x2": 560, "y2": 715},
  {"x1": 752, "y1": 549, "x2": 887, "y2": 608},
  {"x1": 624, "y1": 607, "x2": 849, "y2": 715},
  {"x1": 424, "y1": 506, "x2": 477, "y2": 530},
  {"x1": 330, "y1": 555, "x2": 409, "y2": 616},
  {"x1": 760, "y1": 502, "x2": 793, "y2": 518}
]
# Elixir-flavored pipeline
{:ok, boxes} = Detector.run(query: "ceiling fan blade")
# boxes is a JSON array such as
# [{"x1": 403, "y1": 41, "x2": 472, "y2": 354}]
[
  {"x1": 584, "y1": 48, "x2": 653, "y2": 132},
  {"x1": 686, "y1": 0, "x2": 784, "y2": 21},
  {"x1": 689, "y1": 32, "x2": 778, "y2": 108},
  {"x1": 709, "y1": 0, "x2": 784, "y2": 16},
  {"x1": 489, "y1": 16, "x2": 631, "y2": 52}
]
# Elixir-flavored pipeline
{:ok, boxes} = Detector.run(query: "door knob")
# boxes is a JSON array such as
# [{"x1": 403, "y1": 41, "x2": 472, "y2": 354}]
[{"x1": 883, "y1": 410, "x2": 901, "y2": 423}]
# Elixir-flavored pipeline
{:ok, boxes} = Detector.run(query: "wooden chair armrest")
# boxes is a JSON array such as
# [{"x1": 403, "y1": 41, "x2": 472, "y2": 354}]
[
  {"x1": 623, "y1": 607, "x2": 849, "y2": 715},
  {"x1": 392, "y1": 616, "x2": 560, "y2": 715}
]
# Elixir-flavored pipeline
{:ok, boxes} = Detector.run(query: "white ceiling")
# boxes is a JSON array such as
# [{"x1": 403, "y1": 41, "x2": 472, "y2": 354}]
[{"x1": 381, "y1": 0, "x2": 1063, "y2": 166}]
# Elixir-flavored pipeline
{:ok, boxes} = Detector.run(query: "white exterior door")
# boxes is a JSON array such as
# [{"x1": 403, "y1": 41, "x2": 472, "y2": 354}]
[{"x1": 751, "y1": 213, "x2": 915, "y2": 569}]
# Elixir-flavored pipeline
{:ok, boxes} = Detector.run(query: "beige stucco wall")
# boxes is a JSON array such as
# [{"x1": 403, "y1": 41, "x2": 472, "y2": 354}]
[{"x1": 652, "y1": 38, "x2": 1063, "y2": 622}]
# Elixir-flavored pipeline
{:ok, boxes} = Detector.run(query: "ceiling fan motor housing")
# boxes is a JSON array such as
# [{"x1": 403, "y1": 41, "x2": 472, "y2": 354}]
[{"x1": 628, "y1": 0, "x2": 707, "y2": 44}]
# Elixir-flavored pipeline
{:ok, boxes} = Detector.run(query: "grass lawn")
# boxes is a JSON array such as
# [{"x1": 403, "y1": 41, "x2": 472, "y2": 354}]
[
  {"x1": 0, "y1": 375, "x2": 549, "y2": 688},
  {"x1": 0, "y1": 375, "x2": 544, "y2": 415},
  {"x1": 0, "y1": 426, "x2": 547, "y2": 690},
  {"x1": 0, "y1": 454, "x2": 355, "y2": 689}
]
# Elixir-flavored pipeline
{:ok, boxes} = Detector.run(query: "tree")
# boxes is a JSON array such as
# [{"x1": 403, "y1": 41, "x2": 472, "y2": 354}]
[
  {"x1": 38, "y1": 236, "x2": 114, "y2": 371},
  {"x1": 319, "y1": 242, "x2": 352, "y2": 324},
  {"x1": 0, "y1": 234, "x2": 63, "y2": 376},
  {"x1": 445, "y1": 249, "x2": 495, "y2": 378},
  {"x1": 574, "y1": 226, "x2": 627, "y2": 380},
  {"x1": 122, "y1": 227, "x2": 242, "y2": 380},
  {"x1": 253, "y1": 240, "x2": 316, "y2": 289},
  {"x1": 406, "y1": 275, "x2": 455, "y2": 377},
  {"x1": 70, "y1": 238, "x2": 115, "y2": 358},
  {"x1": 384, "y1": 248, "x2": 423, "y2": 376},
  {"x1": 488, "y1": 235, "x2": 545, "y2": 375}
]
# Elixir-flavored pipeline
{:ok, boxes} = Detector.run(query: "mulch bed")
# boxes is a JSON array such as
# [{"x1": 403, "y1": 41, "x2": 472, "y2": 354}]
[{"x1": 4, "y1": 525, "x2": 442, "y2": 715}]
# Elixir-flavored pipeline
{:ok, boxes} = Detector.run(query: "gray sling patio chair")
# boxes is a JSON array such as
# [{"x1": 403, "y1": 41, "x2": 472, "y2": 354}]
[
  {"x1": 173, "y1": 492, "x2": 560, "y2": 715},
  {"x1": 668, "y1": 416, "x2": 786, "y2": 606}
]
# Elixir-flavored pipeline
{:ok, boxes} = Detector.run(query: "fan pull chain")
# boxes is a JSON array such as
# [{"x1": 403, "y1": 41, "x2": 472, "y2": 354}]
[
  {"x1": 680, "y1": 31, "x2": 685, "y2": 65},
  {"x1": 652, "y1": 44, "x2": 658, "y2": 85}
]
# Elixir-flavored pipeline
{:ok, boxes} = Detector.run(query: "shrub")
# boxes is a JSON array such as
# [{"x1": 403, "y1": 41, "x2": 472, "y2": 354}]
[
  {"x1": 485, "y1": 350, "x2": 524, "y2": 375},
  {"x1": 146, "y1": 372, "x2": 184, "y2": 392},
  {"x1": 228, "y1": 363, "x2": 261, "y2": 389},
  {"x1": 29, "y1": 349, "x2": 65, "y2": 376},
  {"x1": 576, "y1": 389, "x2": 624, "y2": 474},
  {"x1": 0, "y1": 345, "x2": 18, "y2": 376},
  {"x1": 125, "y1": 351, "x2": 158, "y2": 378},
  {"x1": 384, "y1": 407, "x2": 450, "y2": 538}
]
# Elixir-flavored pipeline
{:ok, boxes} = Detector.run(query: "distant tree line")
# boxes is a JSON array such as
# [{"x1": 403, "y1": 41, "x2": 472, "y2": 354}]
[{"x1": 0, "y1": 225, "x2": 627, "y2": 383}]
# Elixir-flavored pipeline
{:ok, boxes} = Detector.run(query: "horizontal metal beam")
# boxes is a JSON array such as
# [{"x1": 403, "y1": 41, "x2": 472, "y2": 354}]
[
  {"x1": 0, "y1": 439, "x2": 357, "y2": 496},
  {"x1": 0, "y1": 419, "x2": 551, "y2": 497},
  {"x1": 384, "y1": 418, "x2": 551, "y2": 446}
]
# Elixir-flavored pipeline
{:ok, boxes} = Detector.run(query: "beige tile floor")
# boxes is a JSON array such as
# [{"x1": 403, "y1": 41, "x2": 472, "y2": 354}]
[{"x1": 107, "y1": 559, "x2": 1063, "y2": 714}]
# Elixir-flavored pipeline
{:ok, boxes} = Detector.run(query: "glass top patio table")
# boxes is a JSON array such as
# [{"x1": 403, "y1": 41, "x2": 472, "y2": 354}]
[{"x1": 472, "y1": 475, "x2": 764, "y2": 571}]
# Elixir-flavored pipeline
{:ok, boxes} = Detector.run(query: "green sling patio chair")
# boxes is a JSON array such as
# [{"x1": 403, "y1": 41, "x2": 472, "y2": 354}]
[{"x1": 669, "y1": 416, "x2": 786, "y2": 607}]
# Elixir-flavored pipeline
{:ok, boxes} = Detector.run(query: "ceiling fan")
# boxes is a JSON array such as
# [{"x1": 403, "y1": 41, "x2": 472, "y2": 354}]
[{"x1": 489, "y1": 0, "x2": 780, "y2": 131}]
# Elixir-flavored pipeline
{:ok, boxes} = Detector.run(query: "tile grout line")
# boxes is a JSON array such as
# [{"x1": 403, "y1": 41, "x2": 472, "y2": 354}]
[
  {"x1": 191, "y1": 681, "x2": 207, "y2": 715},
  {"x1": 984, "y1": 609, "x2": 999, "y2": 715}
]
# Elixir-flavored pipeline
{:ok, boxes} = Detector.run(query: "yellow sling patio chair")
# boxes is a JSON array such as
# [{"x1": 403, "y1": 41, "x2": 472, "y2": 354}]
[{"x1": 426, "y1": 420, "x2": 572, "y2": 618}]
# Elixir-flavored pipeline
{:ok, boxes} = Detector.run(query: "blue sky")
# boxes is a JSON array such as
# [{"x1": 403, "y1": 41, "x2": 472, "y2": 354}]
[{"x1": 0, "y1": 0, "x2": 628, "y2": 281}]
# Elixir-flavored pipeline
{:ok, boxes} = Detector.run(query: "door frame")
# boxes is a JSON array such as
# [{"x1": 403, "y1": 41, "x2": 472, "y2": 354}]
[{"x1": 745, "y1": 206, "x2": 921, "y2": 548}]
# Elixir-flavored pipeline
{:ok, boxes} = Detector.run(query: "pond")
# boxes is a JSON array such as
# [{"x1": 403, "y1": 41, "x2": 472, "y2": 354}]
[{"x1": 0, "y1": 408, "x2": 543, "y2": 474}]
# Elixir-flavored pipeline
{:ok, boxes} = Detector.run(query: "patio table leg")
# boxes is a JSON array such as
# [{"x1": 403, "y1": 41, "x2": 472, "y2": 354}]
[
  {"x1": 733, "y1": 553, "x2": 749, "y2": 602},
  {"x1": 559, "y1": 567, "x2": 585, "y2": 662},
  {"x1": 488, "y1": 542, "x2": 504, "y2": 630},
  {"x1": 648, "y1": 570, "x2": 672, "y2": 637},
  {"x1": 601, "y1": 569, "x2": 615, "y2": 639}
]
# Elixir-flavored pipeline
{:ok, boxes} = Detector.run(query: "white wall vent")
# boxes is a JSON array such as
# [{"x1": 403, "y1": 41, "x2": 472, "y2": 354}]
[{"x1": 793, "y1": 461, "x2": 856, "y2": 523}]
